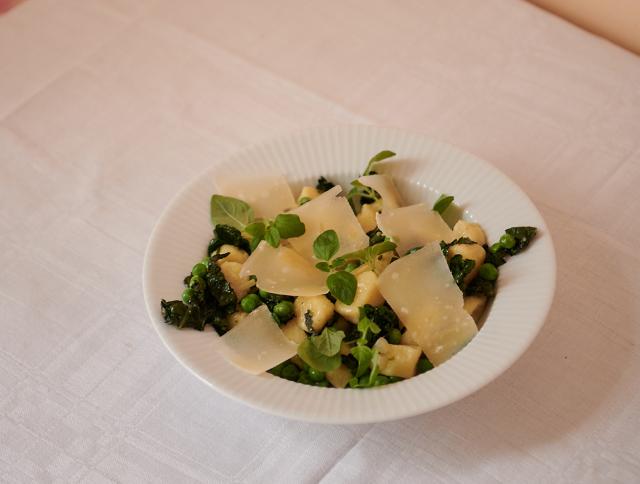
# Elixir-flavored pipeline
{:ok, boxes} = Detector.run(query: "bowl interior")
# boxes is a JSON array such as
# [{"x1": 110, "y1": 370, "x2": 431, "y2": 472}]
[{"x1": 143, "y1": 125, "x2": 556, "y2": 424}]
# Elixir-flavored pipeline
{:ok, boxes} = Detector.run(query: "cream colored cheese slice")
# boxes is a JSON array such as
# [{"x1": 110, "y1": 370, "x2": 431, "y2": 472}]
[
  {"x1": 218, "y1": 305, "x2": 298, "y2": 374},
  {"x1": 378, "y1": 242, "x2": 478, "y2": 366},
  {"x1": 358, "y1": 174, "x2": 403, "y2": 210},
  {"x1": 288, "y1": 185, "x2": 369, "y2": 260},
  {"x1": 215, "y1": 174, "x2": 296, "y2": 220},
  {"x1": 240, "y1": 241, "x2": 328, "y2": 296},
  {"x1": 376, "y1": 203, "x2": 454, "y2": 256}
]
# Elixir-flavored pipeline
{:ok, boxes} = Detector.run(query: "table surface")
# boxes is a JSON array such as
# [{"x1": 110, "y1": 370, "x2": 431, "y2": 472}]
[{"x1": 1, "y1": 1, "x2": 639, "y2": 482}]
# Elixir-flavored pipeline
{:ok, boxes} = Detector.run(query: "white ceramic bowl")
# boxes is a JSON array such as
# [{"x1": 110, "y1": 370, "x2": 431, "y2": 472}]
[{"x1": 143, "y1": 125, "x2": 556, "y2": 424}]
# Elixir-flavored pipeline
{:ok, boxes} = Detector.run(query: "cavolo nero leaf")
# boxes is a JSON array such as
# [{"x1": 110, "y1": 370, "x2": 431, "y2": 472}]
[
  {"x1": 448, "y1": 254, "x2": 475, "y2": 290},
  {"x1": 208, "y1": 224, "x2": 251, "y2": 255},
  {"x1": 316, "y1": 176, "x2": 336, "y2": 193},
  {"x1": 313, "y1": 229, "x2": 339, "y2": 261},
  {"x1": 210, "y1": 195, "x2": 254, "y2": 230}
]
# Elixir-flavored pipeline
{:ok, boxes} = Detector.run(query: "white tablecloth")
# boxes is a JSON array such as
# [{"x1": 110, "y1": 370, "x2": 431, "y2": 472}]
[{"x1": 1, "y1": 1, "x2": 639, "y2": 482}]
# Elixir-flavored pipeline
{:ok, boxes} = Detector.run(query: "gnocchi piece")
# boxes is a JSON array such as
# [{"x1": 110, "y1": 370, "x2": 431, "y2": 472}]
[
  {"x1": 356, "y1": 200, "x2": 382, "y2": 233},
  {"x1": 216, "y1": 244, "x2": 249, "y2": 264},
  {"x1": 463, "y1": 295, "x2": 487, "y2": 323},
  {"x1": 335, "y1": 270, "x2": 385, "y2": 323},
  {"x1": 453, "y1": 220, "x2": 487, "y2": 246},
  {"x1": 400, "y1": 329, "x2": 419, "y2": 347},
  {"x1": 447, "y1": 243, "x2": 486, "y2": 284},
  {"x1": 374, "y1": 337, "x2": 422, "y2": 379},
  {"x1": 220, "y1": 261, "x2": 256, "y2": 299},
  {"x1": 326, "y1": 364, "x2": 353, "y2": 389},
  {"x1": 298, "y1": 186, "x2": 320, "y2": 204},
  {"x1": 282, "y1": 318, "x2": 308, "y2": 344},
  {"x1": 294, "y1": 295, "x2": 335, "y2": 333}
]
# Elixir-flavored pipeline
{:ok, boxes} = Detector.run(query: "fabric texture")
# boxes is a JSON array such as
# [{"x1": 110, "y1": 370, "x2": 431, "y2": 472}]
[{"x1": 1, "y1": 0, "x2": 639, "y2": 482}]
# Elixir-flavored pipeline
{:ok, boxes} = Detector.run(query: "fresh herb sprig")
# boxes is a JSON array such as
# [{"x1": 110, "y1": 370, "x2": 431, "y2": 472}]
[
  {"x1": 210, "y1": 194, "x2": 305, "y2": 250},
  {"x1": 312, "y1": 230, "x2": 397, "y2": 305},
  {"x1": 297, "y1": 327, "x2": 345, "y2": 372}
]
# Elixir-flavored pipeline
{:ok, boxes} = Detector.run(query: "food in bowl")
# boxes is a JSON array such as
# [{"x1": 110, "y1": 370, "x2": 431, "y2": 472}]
[{"x1": 160, "y1": 151, "x2": 537, "y2": 388}]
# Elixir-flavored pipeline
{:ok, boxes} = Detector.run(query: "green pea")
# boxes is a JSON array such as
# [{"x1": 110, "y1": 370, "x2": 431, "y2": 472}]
[
  {"x1": 307, "y1": 367, "x2": 326, "y2": 382},
  {"x1": 273, "y1": 301, "x2": 294, "y2": 321},
  {"x1": 387, "y1": 328, "x2": 402, "y2": 345},
  {"x1": 499, "y1": 233, "x2": 516, "y2": 249},
  {"x1": 191, "y1": 262, "x2": 207, "y2": 278},
  {"x1": 489, "y1": 242, "x2": 503, "y2": 254},
  {"x1": 281, "y1": 363, "x2": 300, "y2": 381},
  {"x1": 417, "y1": 356, "x2": 434, "y2": 374},
  {"x1": 201, "y1": 256, "x2": 211, "y2": 266},
  {"x1": 314, "y1": 381, "x2": 329, "y2": 387},
  {"x1": 258, "y1": 289, "x2": 270, "y2": 300},
  {"x1": 240, "y1": 294, "x2": 262, "y2": 313},
  {"x1": 181, "y1": 288, "x2": 194, "y2": 304},
  {"x1": 189, "y1": 274, "x2": 205, "y2": 290},
  {"x1": 479, "y1": 263, "x2": 498, "y2": 281},
  {"x1": 297, "y1": 372, "x2": 313, "y2": 385}
]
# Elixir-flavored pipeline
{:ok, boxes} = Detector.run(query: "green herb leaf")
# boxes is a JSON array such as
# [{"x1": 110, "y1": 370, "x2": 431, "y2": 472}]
[
  {"x1": 313, "y1": 328, "x2": 345, "y2": 357},
  {"x1": 363, "y1": 150, "x2": 396, "y2": 176},
  {"x1": 273, "y1": 213, "x2": 305, "y2": 239},
  {"x1": 265, "y1": 225, "x2": 281, "y2": 248},
  {"x1": 351, "y1": 345, "x2": 374, "y2": 377},
  {"x1": 245, "y1": 221, "x2": 266, "y2": 238},
  {"x1": 433, "y1": 194, "x2": 454, "y2": 214},
  {"x1": 360, "y1": 305, "x2": 399, "y2": 335},
  {"x1": 331, "y1": 240, "x2": 397, "y2": 271},
  {"x1": 297, "y1": 328, "x2": 345, "y2": 372},
  {"x1": 315, "y1": 262, "x2": 331, "y2": 272},
  {"x1": 210, "y1": 195, "x2": 254, "y2": 230},
  {"x1": 327, "y1": 271, "x2": 357, "y2": 305},
  {"x1": 356, "y1": 316, "x2": 381, "y2": 345},
  {"x1": 313, "y1": 229, "x2": 340, "y2": 261}
]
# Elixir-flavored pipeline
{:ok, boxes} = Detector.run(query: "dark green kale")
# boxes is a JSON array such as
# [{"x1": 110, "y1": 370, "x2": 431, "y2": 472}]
[
  {"x1": 207, "y1": 224, "x2": 251, "y2": 255},
  {"x1": 465, "y1": 277, "x2": 497, "y2": 298},
  {"x1": 316, "y1": 176, "x2": 336, "y2": 193},
  {"x1": 161, "y1": 299, "x2": 207, "y2": 331},
  {"x1": 360, "y1": 304, "x2": 401, "y2": 336},
  {"x1": 161, "y1": 253, "x2": 237, "y2": 335},
  {"x1": 448, "y1": 254, "x2": 475, "y2": 290},
  {"x1": 504, "y1": 226, "x2": 537, "y2": 255}
]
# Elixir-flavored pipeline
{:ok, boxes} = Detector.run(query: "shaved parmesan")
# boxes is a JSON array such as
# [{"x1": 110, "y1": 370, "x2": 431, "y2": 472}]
[
  {"x1": 378, "y1": 242, "x2": 478, "y2": 366},
  {"x1": 239, "y1": 241, "x2": 328, "y2": 296},
  {"x1": 215, "y1": 175, "x2": 295, "y2": 219},
  {"x1": 218, "y1": 305, "x2": 297, "y2": 374},
  {"x1": 376, "y1": 203, "x2": 454, "y2": 256},
  {"x1": 358, "y1": 174, "x2": 402, "y2": 210},
  {"x1": 288, "y1": 185, "x2": 369, "y2": 260}
]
